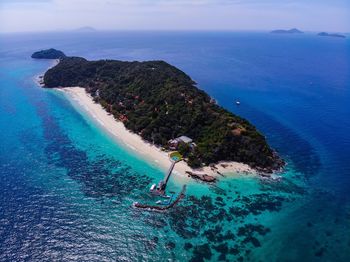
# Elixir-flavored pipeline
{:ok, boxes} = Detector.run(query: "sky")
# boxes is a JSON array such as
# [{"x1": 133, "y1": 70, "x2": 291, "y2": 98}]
[{"x1": 0, "y1": 0, "x2": 349, "y2": 33}]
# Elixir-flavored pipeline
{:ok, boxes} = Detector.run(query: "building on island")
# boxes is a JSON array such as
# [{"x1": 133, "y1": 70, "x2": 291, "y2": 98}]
[{"x1": 168, "y1": 136, "x2": 195, "y2": 150}]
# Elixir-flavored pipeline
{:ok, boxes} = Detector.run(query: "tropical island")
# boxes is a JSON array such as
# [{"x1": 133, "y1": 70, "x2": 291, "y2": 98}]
[
  {"x1": 271, "y1": 28, "x2": 303, "y2": 34},
  {"x1": 318, "y1": 32, "x2": 346, "y2": 38},
  {"x1": 33, "y1": 49, "x2": 284, "y2": 175},
  {"x1": 31, "y1": 48, "x2": 66, "y2": 59}
]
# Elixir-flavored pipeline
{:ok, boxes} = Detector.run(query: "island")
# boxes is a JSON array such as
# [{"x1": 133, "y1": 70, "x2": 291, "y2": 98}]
[
  {"x1": 74, "y1": 26, "x2": 97, "y2": 32},
  {"x1": 318, "y1": 32, "x2": 346, "y2": 38},
  {"x1": 33, "y1": 50, "x2": 284, "y2": 174},
  {"x1": 31, "y1": 48, "x2": 66, "y2": 59},
  {"x1": 271, "y1": 28, "x2": 303, "y2": 34}
]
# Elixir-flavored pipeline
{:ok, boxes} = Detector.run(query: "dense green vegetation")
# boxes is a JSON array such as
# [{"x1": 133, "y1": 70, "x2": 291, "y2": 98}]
[
  {"x1": 31, "y1": 48, "x2": 66, "y2": 59},
  {"x1": 43, "y1": 56, "x2": 283, "y2": 171}
]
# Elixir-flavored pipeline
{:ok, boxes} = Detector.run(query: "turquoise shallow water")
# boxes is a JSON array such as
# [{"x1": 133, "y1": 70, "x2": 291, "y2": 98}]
[{"x1": 0, "y1": 32, "x2": 349, "y2": 261}]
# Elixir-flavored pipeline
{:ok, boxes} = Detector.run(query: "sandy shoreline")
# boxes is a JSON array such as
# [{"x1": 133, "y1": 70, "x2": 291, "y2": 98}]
[{"x1": 58, "y1": 86, "x2": 256, "y2": 179}]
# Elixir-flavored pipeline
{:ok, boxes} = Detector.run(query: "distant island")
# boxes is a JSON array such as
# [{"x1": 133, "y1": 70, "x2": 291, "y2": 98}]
[
  {"x1": 318, "y1": 32, "x2": 346, "y2": 38},
  {"x1": 31, "y1": 48, "x2": 66, "y2": 59},
  {"x1": 32, "y1": 49, "x2": 284, "y2": 173},
  {"x1": 271, "y1": 28, "x2": 303, "y2": 34}
]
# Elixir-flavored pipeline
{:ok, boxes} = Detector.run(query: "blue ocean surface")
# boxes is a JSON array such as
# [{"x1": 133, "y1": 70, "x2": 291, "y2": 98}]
[{"x1": 0, "y1": 31, "x2": 349, "y2": 261}]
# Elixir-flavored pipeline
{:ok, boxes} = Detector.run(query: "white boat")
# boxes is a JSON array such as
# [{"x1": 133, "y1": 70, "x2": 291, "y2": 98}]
[
  {"x1": 235, "y1": 101, "x2": 241, "y2": 105},
  {"x1": 150, "y1": 184, "x2": 156, "y2": 191}
]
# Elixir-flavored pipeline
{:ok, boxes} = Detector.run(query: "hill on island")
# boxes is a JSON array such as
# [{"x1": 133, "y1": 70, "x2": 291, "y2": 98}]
[
  {"x1": 271, "y1": 28, "x2": 303, "y2": 34},
  {"x1": 31, "y1": 48, "x2": 66, "y2": 59},
  {"x1": 39, "y1": 53, "x2": 284, "y2": 172}
]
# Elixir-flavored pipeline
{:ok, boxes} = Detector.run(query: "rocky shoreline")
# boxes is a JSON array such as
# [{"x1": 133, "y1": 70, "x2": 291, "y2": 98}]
[{"x1": 186, "y1": 171, "x2": 217, "y2": 183}]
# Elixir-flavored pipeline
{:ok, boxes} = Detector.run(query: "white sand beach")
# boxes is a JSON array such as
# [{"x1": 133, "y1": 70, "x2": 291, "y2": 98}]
[{"x1": 60, "y1": 87, "x2": 256, "y2": 179}]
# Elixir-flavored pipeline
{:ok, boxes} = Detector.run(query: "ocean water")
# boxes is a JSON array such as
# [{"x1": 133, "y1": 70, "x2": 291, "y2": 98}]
[{"x1": 0, "y1": 31, "x2": 349, "y2": 261}]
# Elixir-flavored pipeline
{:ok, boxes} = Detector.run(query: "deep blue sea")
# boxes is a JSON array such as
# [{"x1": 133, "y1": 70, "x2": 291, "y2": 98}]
[{"x1": 0, "y1": 31, "x2": 349, "y2": 261}]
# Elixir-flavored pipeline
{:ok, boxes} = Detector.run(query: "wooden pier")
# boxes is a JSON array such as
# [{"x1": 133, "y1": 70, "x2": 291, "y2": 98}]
[
  {"x1": 151, "y1": 161, "x2": 176, "y2": 195},
  {"x1": 134, "y1": 185, "x2": 186, "y2": 211},
  {"x1": 162, "y1": 161, "x2": 176, "y2": 190},
  {"x1": 134, "y1": 158, "x2": 186, "y2": 211}
]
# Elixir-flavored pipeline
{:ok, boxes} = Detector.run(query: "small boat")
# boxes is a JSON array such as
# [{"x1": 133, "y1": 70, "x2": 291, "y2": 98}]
[
  {"x1": 235, "y1": 101, "x2": 241, "y2": 105},
  {"x1": 150, "y1": 184, "x2": 156, "y2": 192},
  {"x1": 161, "y1": 195, "x2": 171, "y2": 199},
  {"x1": 156, "y1": 200, "x2": 162, "y2": 204}
]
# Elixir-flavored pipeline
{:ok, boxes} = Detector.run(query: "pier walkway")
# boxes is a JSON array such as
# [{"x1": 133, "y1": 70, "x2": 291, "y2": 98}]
[
  {"x1": 163, "y1": 161, "x2": 176, "y2": 189},
  {"x1": 150, "y1": 160, "x2": 177, "y2": 195}
]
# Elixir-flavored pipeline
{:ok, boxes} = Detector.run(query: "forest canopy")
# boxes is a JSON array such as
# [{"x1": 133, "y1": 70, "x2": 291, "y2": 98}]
[
  {"x1": 31, "y1": 48, "x2": 66, "y2": 59},
  {"x1": 42, "y1": 55, "x2": 283, "y2": 171}
]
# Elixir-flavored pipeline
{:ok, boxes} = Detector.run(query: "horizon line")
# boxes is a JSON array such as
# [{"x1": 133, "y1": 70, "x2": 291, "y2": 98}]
[{"x1": 1, "y1": 28, "x2": 349, "y2": 34}]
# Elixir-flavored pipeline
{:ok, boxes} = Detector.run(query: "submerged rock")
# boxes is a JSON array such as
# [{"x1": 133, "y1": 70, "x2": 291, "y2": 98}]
[
  {"x1": 165, "y1": 241, "x2": 176, "y2": 250},
  {"x1": 184, "y1": 242, "x2": 193, "y2": 250},
  {"x1": 190, "y1": 243, "x2": 213, "y2": 262}
]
